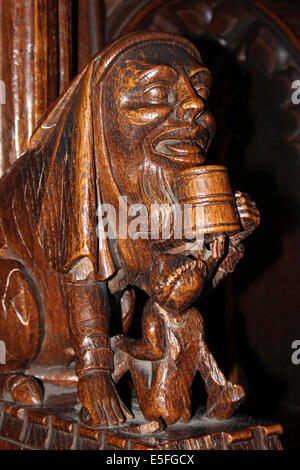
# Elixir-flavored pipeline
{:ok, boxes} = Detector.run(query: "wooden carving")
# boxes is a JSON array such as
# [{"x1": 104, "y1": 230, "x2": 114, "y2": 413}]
[
  {"x1": 0, "y1": 32, "x2": 260, "y2": 429},
  {"x1": 112, "y1": 243, "x2": 245, "y2": 425}
]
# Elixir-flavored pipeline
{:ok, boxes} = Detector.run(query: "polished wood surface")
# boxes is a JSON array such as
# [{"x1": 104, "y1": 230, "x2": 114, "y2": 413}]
[
  {"x1": 0, "y1": 393, "x2": 283, "y2": 449},
  {"x1": 176, "y1": 165, "x2": 241, "y2": 239},
  {"x1": 0, "y1": 31, "x2": 261, "y2": 436},
  {"x1": 0, "y1": 0, "x2": 75, "y2": 176},
  {"x1": 1, "y1": 0, "x2": 296, "y2": 450},
  {"x1": 103, "y1": 5, "x2": 300, "y2": 440}
]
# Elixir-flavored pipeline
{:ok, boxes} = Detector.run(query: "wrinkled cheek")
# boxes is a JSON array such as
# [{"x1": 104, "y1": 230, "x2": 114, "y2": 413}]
[
  {"x1": 117, "y1": 109, "x2": 172, "y2": 155},
  {"x1": 122, "y1": 106, "x2": 171, "y2": 130}
]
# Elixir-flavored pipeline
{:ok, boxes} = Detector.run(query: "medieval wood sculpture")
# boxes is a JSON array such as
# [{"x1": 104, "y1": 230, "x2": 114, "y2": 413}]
[{"x1": 0, "y1": 31, "x2": 282, "y2": 450}]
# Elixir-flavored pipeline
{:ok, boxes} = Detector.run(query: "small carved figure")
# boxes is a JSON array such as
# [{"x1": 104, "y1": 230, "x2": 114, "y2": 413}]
[{"x1": 112, "y1": 237, "x2": 245, "y2": 425}]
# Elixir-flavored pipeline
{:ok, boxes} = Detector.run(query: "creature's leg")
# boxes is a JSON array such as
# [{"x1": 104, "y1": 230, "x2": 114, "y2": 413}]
[
  {"x1": 197, "y1": 315, "x2": 245, "y2": 419},
  {"x1": 0, "y1": 259, "x2": 44, "y2": 404}
]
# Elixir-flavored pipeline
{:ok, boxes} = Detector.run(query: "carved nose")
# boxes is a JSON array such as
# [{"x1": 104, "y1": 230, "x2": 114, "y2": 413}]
[{"x1": 176, "y1": 94, "x2": 205, "y2": 122}]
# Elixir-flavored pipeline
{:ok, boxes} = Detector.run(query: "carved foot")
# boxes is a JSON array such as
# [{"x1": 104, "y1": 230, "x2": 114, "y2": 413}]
[
  {"x1": 206, "y1": 382, "x2": 245, "y2": 420},
  {"x1": 111, "y1": 335, "x2": 131, "y2": 383},
  {"x1": 122, "y1": 419, "x2": 165, "y2": 434},
  {"x1": 0, "y1": 373, "x2": 44, "y2": 405},
  {"x1": 78, "y1": 370, "x2": 133, "y2": 427}
]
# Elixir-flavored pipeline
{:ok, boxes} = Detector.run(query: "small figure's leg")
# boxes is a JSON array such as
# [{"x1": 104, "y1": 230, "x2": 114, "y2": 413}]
[
  {"x1": 203, "y1": 362, "x2": 245, "y2": 419},
  {"x1": 196, "y1": 315, "x2": 245, "y2": 419},
  {"x1": 111, "y1": 336, "x2": 162, "y2": 426},
  {"x1": 111, "y1": 302, "x2": 167, "y2": 424},
  {"x1": 0, "y1": 259, "x2": 44, "y2": 404},
  {"x1": 111, "y1": 338, "x2": 150, "y2": 401},
  {"x1": 111, "y1": 341, "x2": 132, "y2": 383}
]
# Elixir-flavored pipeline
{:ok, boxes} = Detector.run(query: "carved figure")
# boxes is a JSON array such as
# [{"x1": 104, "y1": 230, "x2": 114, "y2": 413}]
[
  {"x1": 0, "y1": 32, "x2": 259, "y2": 427},
  {"x1": 112, "y1": 238, "x2": 245, "y2": 425}
]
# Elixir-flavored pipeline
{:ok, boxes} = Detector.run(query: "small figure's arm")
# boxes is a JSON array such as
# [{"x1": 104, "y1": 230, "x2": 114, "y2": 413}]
[
  {"x1": 211, "y1": 191, "x2": 260, "y2": 288},
  {"x1": 111, "y1": 301, "x2": 165, "y2": 361},
  {"x1": 193, "y1": 311, "x2": 245, "y2": 419}
]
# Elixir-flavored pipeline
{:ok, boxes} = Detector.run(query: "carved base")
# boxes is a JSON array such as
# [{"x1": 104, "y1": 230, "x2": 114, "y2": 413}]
[{"x1": 0, "y1": 385, "x2": 282, "y2": 450}]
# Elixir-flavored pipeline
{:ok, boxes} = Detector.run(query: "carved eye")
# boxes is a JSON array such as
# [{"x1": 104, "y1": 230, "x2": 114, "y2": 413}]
[
  {"x1": 193, "y1": 85, "x2": 209, "y2": 103},
  {"x1": 190, "y1": 77, "x2": 211, "y2": 103},
  {"x1": 142, "y1": 84, "x2": 170, "y2": 104}
]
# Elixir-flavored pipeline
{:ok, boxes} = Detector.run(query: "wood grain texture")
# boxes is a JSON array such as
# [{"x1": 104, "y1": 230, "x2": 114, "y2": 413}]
[
  {"x1": 0, "y1": 394, "x2": 283, "y2": 449},
  {"x1": 0, "y1": 0, "x2": 57, "y2": 175},
  {"x1": 77, "y1": 0, "x2": 104, "y2": 72},
  {"x1": 0, "y1": 9, "x2": 269, "y2": 446},
  {"x1": 0, "y1": 0, "x2": 76, "y2": 176}
]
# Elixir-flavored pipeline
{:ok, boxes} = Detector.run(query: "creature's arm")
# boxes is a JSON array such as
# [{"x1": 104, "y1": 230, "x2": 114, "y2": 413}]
[
  {"x1": 61, "y1": 259, "x2": 132, "y2": 427},
  {"x1": 61, "y1": 275, "x2": 113, "y2": 375},
  {"x1": 111, "y1": 300, "x2": 165, "y2": 361}
]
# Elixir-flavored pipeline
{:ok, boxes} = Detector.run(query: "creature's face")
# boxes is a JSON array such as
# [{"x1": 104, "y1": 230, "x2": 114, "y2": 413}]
[
  {"x1": 147, "y1": 253, "x2": 207, "y2": 314},
  {"x1": 103, "y1": 42, "x2": 215, "y2": 199}
]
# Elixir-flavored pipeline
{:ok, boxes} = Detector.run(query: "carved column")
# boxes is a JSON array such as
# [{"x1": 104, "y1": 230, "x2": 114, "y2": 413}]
[
  {"x1": 77, "y1": 0, "x2": 104, "y2": 71},
  {"x1": 0, "y1": 0, "x2": 74, "y2": 176}
]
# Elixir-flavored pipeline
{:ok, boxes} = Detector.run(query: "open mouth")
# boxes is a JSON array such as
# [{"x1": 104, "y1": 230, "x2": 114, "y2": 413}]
[
  {"x1": 174, "y1": 258, "x2": 205, "y2": 277},
  {"x1": 165, "y1": 256, "x2": 208, "y2": 286},
  {"x1": 154, "y1": 139, "x2": 206, "y2": 164},
  {"x1": 153, "y1": 125, "x2": 211, "y2": 164}
]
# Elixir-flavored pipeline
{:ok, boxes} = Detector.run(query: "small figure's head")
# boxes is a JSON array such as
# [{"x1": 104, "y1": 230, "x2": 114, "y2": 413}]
[{"x1": 146, "y1": 253, "x2": 208, "y2": 314}]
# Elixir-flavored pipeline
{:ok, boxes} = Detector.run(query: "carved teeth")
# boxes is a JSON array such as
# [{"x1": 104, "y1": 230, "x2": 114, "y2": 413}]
[
  {"x1": 164, "y1": 256, "x2": 206, "y2": 287},
  {"x1": 174, "y1": 260, "x2": 197, "y2": 277}
]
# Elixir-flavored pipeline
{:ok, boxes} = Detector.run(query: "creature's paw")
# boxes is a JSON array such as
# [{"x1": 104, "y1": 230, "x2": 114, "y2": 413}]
[
  {"x1": 0, "y1": 373, "x2": 44, "y2": 404},
  {"x1": 78, "y1": 370, "x2": 133, "y2": 427}
]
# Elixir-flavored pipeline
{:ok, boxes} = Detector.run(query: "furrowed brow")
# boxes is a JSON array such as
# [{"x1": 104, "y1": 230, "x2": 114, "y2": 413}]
[
  {"x1": 137, "y1": 65, "x2": 178, "y2": 85},
  {"x1": 189, "y1": 67, "x2": 212, "y2": 86}
]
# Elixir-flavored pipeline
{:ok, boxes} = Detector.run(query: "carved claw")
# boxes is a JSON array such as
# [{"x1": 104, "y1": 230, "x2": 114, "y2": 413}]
[
  {"x1": 111, "y1": 340, "x2": 131, "y2": 384},
  {"x1": 0, "y1": 373, "x2": 44, "y2": 405},
  {"x1": 78, "y1": 370, "x2": 133, "y2": 428},
  {"x1": 205, "y1": 235, "x2": 226, "y2": 280},
  {"x1": 209, "y1": 192, "x2": 260, "y2": 287}
]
